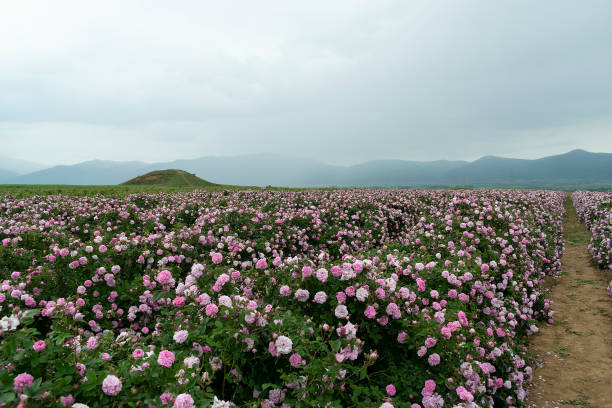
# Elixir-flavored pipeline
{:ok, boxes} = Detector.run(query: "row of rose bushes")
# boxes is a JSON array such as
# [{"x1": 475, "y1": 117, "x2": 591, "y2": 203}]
[
  {"x1": 572, "y1": 191, "x2": 612, "y2": 295},
  {"x1": 0, "y1": 189, "x2": 565, "y2": 407}
]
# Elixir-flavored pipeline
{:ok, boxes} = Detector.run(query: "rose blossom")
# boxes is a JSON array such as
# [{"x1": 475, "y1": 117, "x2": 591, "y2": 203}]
[
  {"x1": 102, "y1": 374, "x2": 122, "y2": 396},
  {"x1": 33, "y1": 340, "x2": 46, "y2": 352},
  {"x1": 158, "y1": 350, "x2": 175, "y2": 367},
  {"x1": 13, "y1": 373, "x2": 34, "y2": 393},
  {"x1": 275, "y1": 336, "x2": 293, "y2": 354}
]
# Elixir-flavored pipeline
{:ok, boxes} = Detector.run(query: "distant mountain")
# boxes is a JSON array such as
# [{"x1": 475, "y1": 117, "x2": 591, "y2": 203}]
[
  {"x1": 0, "y1": 168, "x2": 19, "y2": 184},
  {"x1": 0, "y1": 155, "x2": 48, "y2": 174},
  {"x1": 141, "y1": 155, "x2": 471, "y2": 187},
  {"x1": 122, "y1": 169, "x2": 217, "y2": 187},
  {"x1": 3, "y1": 149, "x2": 612, "y2": 188},
  {"x1": 447, "y1": 149, "x2": 612, "y2": 186},
  {"x1": 144, "y1": 154, "x2": 343, "y2": 187},
  {"x1": 12, "y1": 160, "x2": 149, "y2": 185},
  {"x1": 342, "y1": 160, "x2": 467, "y2": 187}
]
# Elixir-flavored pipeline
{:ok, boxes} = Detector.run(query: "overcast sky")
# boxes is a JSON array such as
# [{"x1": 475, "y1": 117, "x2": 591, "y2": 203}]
[{"x1": 1, "y1": 0, "x2": 612, "y2": 167}]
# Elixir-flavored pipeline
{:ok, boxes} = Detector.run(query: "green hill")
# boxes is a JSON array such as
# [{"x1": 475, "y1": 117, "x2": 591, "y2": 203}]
[{"x1": 121, "y1": 169, "x2": 218, "y2": 187}]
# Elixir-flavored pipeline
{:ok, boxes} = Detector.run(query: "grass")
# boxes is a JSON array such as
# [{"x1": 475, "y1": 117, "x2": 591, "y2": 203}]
[
  {"x1": 565, "y1": 233, "x2": 585, "y2": 244},
  {"x1": 121, "y1": 169, "x2": 218, "y2": 187},
  {"x1": 575, "y1": 279, "x2": 598, "y2": 285},
  {"x1": 0, "y1": 183, "x2": 314, "y2": 197},
  {"x1": 563, "y1": 326, "x2": 582, "y2": 336},
  {"x1": 0, "y1": 184, "x2": 247, "y2": 197},
  {"x1": 562, "y1": 396, "x2": 597, "y2": 407},
  {"x1": 562, "y1": 389, "x2": 598, "y2": 408},
  {"x1": 554, "y1": 346, "x2": 571, "y2": 358}
]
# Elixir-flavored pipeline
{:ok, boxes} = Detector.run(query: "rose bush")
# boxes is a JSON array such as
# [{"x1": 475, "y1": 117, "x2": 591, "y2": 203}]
[
  {"x1": 0, "y1": 189, "x2": 565, "y2": 407},
  {"x1": 572, "y1": 191, "x2": 612, "y2": 296}
]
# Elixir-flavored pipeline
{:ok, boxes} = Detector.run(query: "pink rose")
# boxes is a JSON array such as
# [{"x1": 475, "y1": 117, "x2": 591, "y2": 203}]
[
  {"x1": 158, "y1": 350, "x2": 175, "y2": 367},
  {"x1": 33, "y1": 340, "x2": 46, "y2": 352}
]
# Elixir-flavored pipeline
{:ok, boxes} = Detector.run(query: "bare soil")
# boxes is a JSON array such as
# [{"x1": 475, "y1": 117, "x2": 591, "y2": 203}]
[{"x1": 526, "y1": 196, "x2": 612, "y2": 408}]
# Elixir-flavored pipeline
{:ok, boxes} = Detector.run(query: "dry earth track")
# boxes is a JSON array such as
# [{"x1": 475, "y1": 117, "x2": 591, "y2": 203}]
[{"x1": 526, "y1": 196, "x2": 612, "y2": 408}]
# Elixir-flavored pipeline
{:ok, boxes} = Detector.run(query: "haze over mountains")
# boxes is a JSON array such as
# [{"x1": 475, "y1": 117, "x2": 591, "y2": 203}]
[
  {"x1": 0, "y1": 155, "x2": 49, "y2": 175},
  {"x1": 1, "y1": 149, "x2": 612, "y2": 188}
]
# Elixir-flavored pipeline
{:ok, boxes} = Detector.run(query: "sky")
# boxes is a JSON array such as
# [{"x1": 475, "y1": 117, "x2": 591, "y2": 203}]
[{"x1": 1, "y1": 0, "x2": 612, "y2": 168}]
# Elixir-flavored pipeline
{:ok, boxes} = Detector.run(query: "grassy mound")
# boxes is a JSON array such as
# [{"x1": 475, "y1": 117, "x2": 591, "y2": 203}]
[{"x1": 121, "y1": 169, "x2": 217, "y2": 187}]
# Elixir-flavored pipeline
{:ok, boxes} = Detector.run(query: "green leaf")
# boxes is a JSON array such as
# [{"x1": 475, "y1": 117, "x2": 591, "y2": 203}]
[
  {"x1": 0, "y1": 393, "x2": 16, "y2": 403},
  {"x1": 262, "y1": 383, "x2": 275, "y2": 391}
]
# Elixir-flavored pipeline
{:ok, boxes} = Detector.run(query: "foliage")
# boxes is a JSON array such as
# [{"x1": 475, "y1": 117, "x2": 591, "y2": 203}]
[{"x1": 0, "y1": 189, "x2": 566, "y2": 407}]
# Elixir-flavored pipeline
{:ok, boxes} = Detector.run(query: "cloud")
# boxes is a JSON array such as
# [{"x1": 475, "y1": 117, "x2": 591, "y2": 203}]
[{"x1": 1, "y1": 0, "x2": 611, "y2": 166}]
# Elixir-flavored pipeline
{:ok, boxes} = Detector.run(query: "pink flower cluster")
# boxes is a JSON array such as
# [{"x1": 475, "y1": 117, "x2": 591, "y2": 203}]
[
  {"x1": 573, "y1": 191, "x2": 612, "y2": 295},
  {"x1": 0, "y1": 189, "x2": 567, "y2": 407}
]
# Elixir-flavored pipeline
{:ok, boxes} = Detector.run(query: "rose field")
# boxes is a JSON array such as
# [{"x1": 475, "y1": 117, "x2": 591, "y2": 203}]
[
  {"x1": 572, "y1": 191, "x2": 612, "y2": 296},
  {"x1": 0, "y1": 189, "x2": 569, "y2": 407}
]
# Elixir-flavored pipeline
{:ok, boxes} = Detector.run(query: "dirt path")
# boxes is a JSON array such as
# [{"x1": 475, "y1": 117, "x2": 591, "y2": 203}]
[{"x1": 526, "y1": 196, "x2": 612, "y2": 408}]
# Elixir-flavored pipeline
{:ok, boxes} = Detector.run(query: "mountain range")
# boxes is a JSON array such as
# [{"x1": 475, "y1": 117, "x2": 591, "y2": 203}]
[{"x1": 1, "y1": 149, "x2": 612, "y2": 188}]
